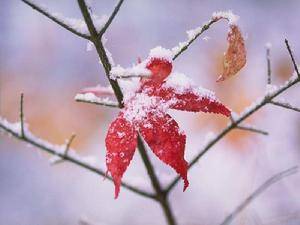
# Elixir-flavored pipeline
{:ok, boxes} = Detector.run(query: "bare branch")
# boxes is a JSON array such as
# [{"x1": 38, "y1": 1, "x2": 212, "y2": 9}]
[
  {"x1": 75, "y1": 93, "x2": 119, "y2": 108},
  {"x1": 98, "y1": 0, "x2": 125, "y2": 37},
  {"x1": 219, "y1": 166, "x2": 298, "y2": 225},
  {"x1": 19, "y1": 93, "x2": 25, "y2": 138},
  {"x1": 236, "y1": 125, "x2": 269, "y2": 136},
  {"x1": 21, "y1": 0, "x2": 91, "y2": 40},
  {"x1": 285, "y1": 39, "x2": 300, "y2": 78},
  {"x1": 270, "y1": 100, "x2": 300, "y2": 113},
  {"x1": 0, "y1": 117, "x2": 155, "y2": 200},
  {"x1": 266, "y1": 43, "x2": 272, "y2": 84}
]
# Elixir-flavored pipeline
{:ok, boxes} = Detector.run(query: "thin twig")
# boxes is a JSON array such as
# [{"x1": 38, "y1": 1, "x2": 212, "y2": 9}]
[
  {"x1": 20, "y1": 93, "x2": 25, "y2": 138},
  {"x1": 266, "y1": 44, "x2": 272, "y2": 84},
  {"x1": 0, "y1": 117, "x2": 155, "y2": 200},
  {"x1": 219, "y1": 166, "x2": 298, "y2": 225},
  {"x1": 98, "y1": 0, "x2": 125, "y2": 37},
  {"x1": 270, "y1": 100, "x2": 300, "y2": 113},
  {"x1": 285, "y1": 39, "x2": 300, "y2": 78},
  {"x1": 172, "y1": 19, "x2": 217, "y2": 60},
  {"x1": 236, "y1": 125, "x2": 269, "y2": 136},
  {"x1": 21, "y1": 0, "x2": 91, "y2": 40}
]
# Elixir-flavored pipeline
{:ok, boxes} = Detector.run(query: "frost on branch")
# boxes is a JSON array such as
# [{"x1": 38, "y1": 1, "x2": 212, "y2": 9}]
[
  {"x1": 105, "y1": 47, "x2": 231, "y2": 197},
  {"x1": 75, "y1": 93, "x2": 119, "y2": 107}
]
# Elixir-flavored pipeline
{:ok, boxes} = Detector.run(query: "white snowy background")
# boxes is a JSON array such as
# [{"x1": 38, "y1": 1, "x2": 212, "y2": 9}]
[{"x1": 1, "y1": 0, "x2": 300, "y2": 225}]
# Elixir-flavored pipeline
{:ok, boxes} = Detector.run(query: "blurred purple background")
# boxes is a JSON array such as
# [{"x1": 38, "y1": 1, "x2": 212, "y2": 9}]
[{"x1": 1, "y1": 0, "x2": 300, "y2": 224}]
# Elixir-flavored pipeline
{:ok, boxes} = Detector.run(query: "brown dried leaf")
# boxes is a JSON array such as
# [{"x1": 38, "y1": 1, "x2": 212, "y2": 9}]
[{"x1": 217, "y1": 25, "x2": 246, "y2": 82}]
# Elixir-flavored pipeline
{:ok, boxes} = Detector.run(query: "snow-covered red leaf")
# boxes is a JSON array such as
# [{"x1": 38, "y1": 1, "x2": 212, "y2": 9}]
[
  {"x1": 217, "y1": 25, "x2": 246, "y2": 82},
  {"x1": 146, "y1": 58, "x2": 172, "y2": 83},
  {"x1": 105, "y1": 113, "x2": 138, "y2": 198},
  {"x1": 143, "y1": 72, "x2": 231, "y2": 117},
  {"x1": 139, "y1": 113, "x2": 189, "y2": 191}
]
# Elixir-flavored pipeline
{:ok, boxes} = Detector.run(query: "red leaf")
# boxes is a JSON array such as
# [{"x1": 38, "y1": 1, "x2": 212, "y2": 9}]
[
  {"x1": 217, "y1": 25, "x2": 246, "y2": 82},
  {"x1": 105, "y1": 113, "x2": 138, "y2": 198},
  {"x1": 145, "y1": 84, "x2": 231, "y2": 117},
  {"x1": 139, "y1": 113, "x2": 189, "y2": 191},
  {"x1": 146, "y1": 58, "x2": 172, "y2": 83}
]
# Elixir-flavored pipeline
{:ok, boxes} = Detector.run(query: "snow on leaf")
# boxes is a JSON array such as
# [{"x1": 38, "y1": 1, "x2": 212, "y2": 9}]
[
  {"x1": 142, "y1": 72, "x2": 231, "y2": 116},
  {"x1": 110, "y1": 64, "x2": 151, "y2": 80},
  {"x1": 148, "y1": 46, "x2": 173, "y2": 62},
  {"x1": 217, "y1": 25, "x2": 246, "y2": 82},
  {"x1": 123, "y1": 93, "x2": 169, "y2": 123}
]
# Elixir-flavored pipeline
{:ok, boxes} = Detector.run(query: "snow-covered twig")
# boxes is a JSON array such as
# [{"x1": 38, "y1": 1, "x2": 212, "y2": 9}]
[
  {"x1": 172, "y1": 19, "x2": 217, "y2": 60},
  {"x1": 22, "y1": 0, "x2": 91, "y2": 40},
  {"x1": 98, "y1": 0, "x2": 124, "y2": 37},
  {"x1": 0, "y1": 116, "x2": 155, "y2": 199},
  {"x1": 285, "y1": 39, "x2": 300, "y2": 78},
  {"x1": 172, "y1": 11, "x2": 239, "y2": 60},
  {"x1": 219, "y1": 166, "x2": 298, "y2": 225},
  {"x1": 270, "y1": 100, "x2": 300, "y2": 113},
  {"x1": 75, "y1": 93, "x2": 119, "y2": 108}
]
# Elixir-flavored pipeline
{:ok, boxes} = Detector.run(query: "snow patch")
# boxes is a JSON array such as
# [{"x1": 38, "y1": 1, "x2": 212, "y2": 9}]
[
  {"x1": 110, "y1": 64, "x2": 151, "y2": 80},
  {"x1": 212, "y1": 10, "x2": 239, "y2": 25},
  {"x1": 164, "y1": 72, "x2": 217, "y2": 100},
  {"x1": 148, "y1": 46, "x2": 173, "y2": 62}
]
